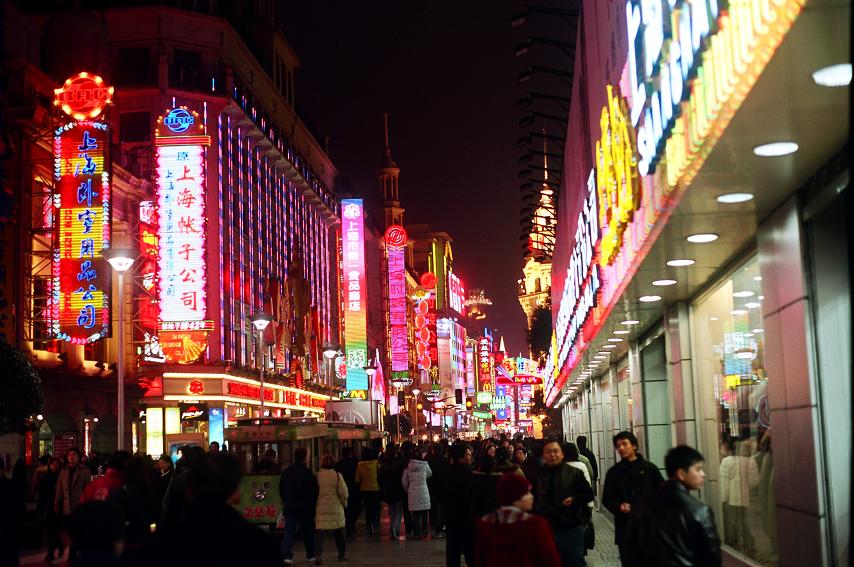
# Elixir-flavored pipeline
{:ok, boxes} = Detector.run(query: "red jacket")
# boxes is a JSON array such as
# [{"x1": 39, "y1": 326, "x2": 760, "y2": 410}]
[
  {"x1": 474, "y1": 506, "x2": 562, "y2": 567},
  {"x1": 81, "y1": 469, "x2": 123, "y2": 503}
]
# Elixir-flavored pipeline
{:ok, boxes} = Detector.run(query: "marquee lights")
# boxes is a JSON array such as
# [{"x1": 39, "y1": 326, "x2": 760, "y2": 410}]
[
  {"x1": 385, "y1": 225, "x2": 409, "y2": 373},
  {"x1": 341, "y1": 199, "x2": 368, "y2": 391},
  {"x1": 51, "y1": 82, "x2": 112, "y2": 344}
]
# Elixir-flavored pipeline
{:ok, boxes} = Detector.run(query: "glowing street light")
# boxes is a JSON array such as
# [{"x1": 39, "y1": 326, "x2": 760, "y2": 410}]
[{"x1": 104, "y1": 248, "x2": 136, "y2": 451}]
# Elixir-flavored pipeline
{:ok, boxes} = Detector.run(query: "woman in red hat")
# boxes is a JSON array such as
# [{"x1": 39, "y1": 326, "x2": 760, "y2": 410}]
[{"x1": 474, "y1": 473, "x2": 562, "y2": 567}]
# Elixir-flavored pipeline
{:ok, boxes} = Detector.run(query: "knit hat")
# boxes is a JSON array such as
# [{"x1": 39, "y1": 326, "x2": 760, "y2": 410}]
[{"x1": 496, "y1": 472, "x2": 531, "y2": 506}]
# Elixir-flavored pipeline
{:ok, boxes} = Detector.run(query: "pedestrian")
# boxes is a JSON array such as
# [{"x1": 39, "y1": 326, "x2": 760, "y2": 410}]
[
  {"x1": 602, "y1": 431, "x2": 664, "y2": 566},
  {"x1": 208, "y1": 441, "x2": 220, "y2": 453},
  {"x1": 575, "y1": 436, "x2": 598, "y2": 492},
  {"x1": 378, "y1": 445, "x2": 406, "y2": 540},
  {"x1": 520, "y1": 441, "x2": 543, "y2": 487},
  {"x1": 427, "y1": 443, "x2": 448, "y2": 538},
  {"x1": 158, "y1": 446, "x2": 205, "y2": 537},
  {"x1": 465, "y1": 454, "x2": 502, "y2": 541},
  {"x1": 354, "y1": 447, "x2": 380, "y2": 536},
  {"x1": 719, "y1": 437, "x2": 759, "y2": 553},
  {"x1": 444, "y1": 443, "x2": 473, "y2": 567},
  {"x1": 334, "y1": 446, "x2": 360, "y2": 536},
  {"x1": 113, "y1": 454, "x2": 157, "y2": 567},
  {"x1": 534, "y1": 438, "x2": 594, "y2": 567},
  {"x1": 0, "y1": 456, "x2": 25, "y2": 567},
  {"x1": 153, "y1": 454, "x2": 173, "y2": 515},
  {"x1": 81, "y1": 451, "x2": 130, "y2": 503},
  {"x1": 625, "y1": 445, "x2": 722, "y2": 566},
  {"x1": 401, "y1": 449, "x2": 432, "y2": 540},
  {"x1": 564, "y1": 443, "x2": 595, "y2": 553},
  {"x1": 55, "y1": 447, "x2": 92, "y2": 561},
  {"x1": 38, "y1": 457, "x2": 64, "y2": 562},
  {"x1": 474, "y1": 473, "x2": 562, "y2": 567},
  {"x1": 253, "y1": 448, "x2": 280, "y2": 474},
  {"x1": 513, "y1": 447, "x2": 527, "y2": 467},
  {"x1": 494, "y1": 446, "x2": 523, "y2": 476},
  {"x1": 565, "y1": 442, "x2": 594, "y2": 490},
  {"x1": 314, "y1": 455, "x2": 348, "y2": 564},
  {"x1": 279, "y1": 447, "x2": 318, "y2": 564}
]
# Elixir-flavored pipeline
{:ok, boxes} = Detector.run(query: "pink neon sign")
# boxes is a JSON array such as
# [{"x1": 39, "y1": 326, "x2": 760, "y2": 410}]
[{"x1": 386, "y1": 225, "x2": 408, "y2": 373}]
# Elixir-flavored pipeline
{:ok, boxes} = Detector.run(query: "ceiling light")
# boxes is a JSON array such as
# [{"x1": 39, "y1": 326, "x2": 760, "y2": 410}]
[
  {"x1": 603, "y1": 344, "x2": 617, "y2": 349},
  {"x1": 687, "y1": 233, "x2": 719, "y2": 243},
  {"x1": 716, "y1": 193, "x2": 754, "y2": 204},
  {"x1": 753, "y1": 142, "x2": 798, "y2": 157},
  {"x1": 613, "y1": 330, "x2": 629, "y2": 335},
  {"x1": 608, "y1": 338, "x2": 623, "y2": 342},
  {"x1": 753, "y1": 276, "x2": 762, "y2": 281},
  {"x1": 597, "y1": 351, "x2": 611, "y2": 356},
  {"x1": 812, "y1": 63, "x2": 852, "y2": 87},
  {"x1": 667, "y1": 259, "x2": 695, "y2": 267},
  {"x1": 710, "y1": 317, "x2": 719, "y2": 321},
  {"x1": 745, "y1": 302, "x2": 761, "y2": 309},
  {"x1": 731, "y1": 309, "x2": 748, "y2": 315},
  {"x1": 621, "y1": 320, "x2": 640, "y2": 325},
  {"x1": 752, "y1": 328, "x2": 763, "y2": 334},
  {"x1": 758, "y1": 295, "x2": 765, "y2": 300},
  {"x1": 639, "y1": 295, "x2": 661, "y2": 302},
  {"x1": 733, "y1": 291, "x2": 754, "y2": 298},
  {"x1": 652, "y1": 279, "x2": 677, "y2": 286}
]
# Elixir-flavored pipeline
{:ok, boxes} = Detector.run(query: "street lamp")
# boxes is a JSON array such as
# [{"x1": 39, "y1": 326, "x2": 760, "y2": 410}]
[
  {"x1": 411, "y1": 388, "x2": 420, "y2": 441},
  {"x1": 250, "y1": 312, "x2": 272, "y2": 418},
  {"x1": 105, "y1": 248, "x2": 136, "y2": 451}
]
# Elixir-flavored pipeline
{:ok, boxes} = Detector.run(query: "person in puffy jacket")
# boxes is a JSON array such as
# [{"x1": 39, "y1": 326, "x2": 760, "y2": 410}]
[
  {"x1": 315, "y1": 455, "x2": 348, "y2": 564},
  {"x1": 401, "y1": 450, "x2": 432, "y2": 539},
  {"x1": 475, "y1": 473, "x2": 561, "y2": 567},
  {"x1": 355, "y1": 447, "x2": 381, "y2": 536}
]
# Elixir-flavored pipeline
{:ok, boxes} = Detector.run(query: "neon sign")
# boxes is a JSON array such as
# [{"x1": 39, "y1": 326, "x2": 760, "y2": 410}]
[
  {"x1": 448, "y1": 271, "x2": 466, "y2": 315},
  {"x1": 386, "y1": 225, "x2": 409, "y2": 373},
  {"x1": 53, "y1": 72, "x2": 113, "y2": 121},
  {"x1": 341, "y1": 199, "x2": 368, "y2": 391},
  {"x1": 163, "y1": 108, "x2": 195, "y2": 133},
  {"x1": 415, "y1": 298, "x2": 431, "y2": 371},
  {"x1": 51, "y1": 102, "x2": 111, "y2": 343},
  {"x1": 478, "y1": 335, "x2": 493, "y2": 392}
]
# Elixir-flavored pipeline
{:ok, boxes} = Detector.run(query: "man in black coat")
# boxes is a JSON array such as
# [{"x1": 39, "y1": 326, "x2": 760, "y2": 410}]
[
  {"x1": 602, "y1": 431, "x2": 665, "y2": 566},
  {"x1": 279, "y1": 447, "x2": 318, "y2": 564},
  {"x1": 427, "y1": 443, "x2": 449, "y2": 538},
  {"x1": 334, "y1": 446, "x2": 360, "y2": 536},
  {"x1": 576, "y1": 436, "x2": 598, "y2": 487},
  {"x1": 444, "y1": 443, "x2": 473, "y2": 567},
  {"x1": 534, "y1": 439, "x2": 594, "y2": 567},
  {"x1": 625, "y1": 445, "x2": 722, "y2": 567}
]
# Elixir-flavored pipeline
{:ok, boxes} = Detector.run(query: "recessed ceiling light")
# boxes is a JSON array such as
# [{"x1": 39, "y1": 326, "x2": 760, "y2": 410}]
[
  {"x1": 745, "y1": 302, "x2": 761, "y2": 309},
  {"x1": 652, "y1": 279, "x2": 677, "y2": 286},
  {"x1": 710, "y1": 317, "x2": 719, "y2": 321},
  {"x1": 687, "y1": 233, "x2": 719, "y2": 243},
  {"x1": 753, "y1": 276, "x2": 762, "y2": 281},
  {"x1": 608, "y1": 338, "x2": 623, "y2": 342},
  {"x1": 621, "y1": 320, "x2": 639, "y2": 325},
  {"x1": 613, "y1": 330, "x2": 630, "y2": 335},
  {"x1": 667, "y1": 259, "x2": 695, "y2": 267},
  {"x1": 752, "y1": 328, "x2": 763, "y2": 333},
  {"x1": 758, "y1": 295, "x2": 765, "y2": 300},
  {"x1": 753, "y1": 142, "x2": 798, "y2": 157},
  {"x1": 731, "y1": 309, "x2": 748, "y2": 315},
  {"x1": 597, "y1": 351, "x2": 611, "y2": 356},
  {"x1": 733, "y1": 291, "x2": 754, "y2": 298},
  {"x1": 716, "y1": 193, "x2": 754, "y2": 204},
  {"x1": 639, "y1": 295, "x2": 661, "y2": 302},
  {"x1": 812, "y1": 63, "x2": 852, "y2": 87},
  {"x1": 603, "y1": 344, "x2": 617, "y2": 349}
]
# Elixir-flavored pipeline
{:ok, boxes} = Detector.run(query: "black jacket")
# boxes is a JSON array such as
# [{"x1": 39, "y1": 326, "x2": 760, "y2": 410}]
[
  {"x1": 625, "y1": 480, "x2": 722, "y2": 567},
  {"x1": 444, "y1": 463, "x2": 472, "y2": 531},
  {"x1": 378, "y1": 458, "x2": 406, "y2": 503},
  {"x1": 534, "y1": 462, "x2": 594, "y2": 530},
  {"x1": 279, "y1": 462, "x2": 318, "y2": 516},
  {"x1": 579, "y1": 446, "x2": 598, "y2": 483},
  {"x1": 465, "y1": 471, "x2": 501, "y2": 527},
  {"x1": 602, "y1": 454, "x2": 664, "y2": 543}
]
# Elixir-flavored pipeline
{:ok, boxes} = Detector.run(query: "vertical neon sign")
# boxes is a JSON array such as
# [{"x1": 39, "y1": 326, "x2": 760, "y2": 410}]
[
  {"x1": 51, "y1": 73, "x2": 113, "y2": 343},
  {"x1": 341, "y1": 199, "x2": 368, "y2": 391},
  {"x1": 385, "y1": 225, "x2": 408, "y2": 375}
]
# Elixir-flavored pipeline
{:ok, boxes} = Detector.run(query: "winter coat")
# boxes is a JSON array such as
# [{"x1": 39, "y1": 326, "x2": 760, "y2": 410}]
[
  {"x1": 315, "y1": 469, "x2": 348, "y2": 530},
  {"x1": 568, "y1": 461, "x2": 594, "y2": 510},
  {"x1": 81, "y1": 468, "x2": 123, "y2": 503},
  {"x1": 354, "y1": 459, "x2": 379, "y2": 492},
  {"x1": 444, "y1": 463, "x2": 472, "y2": 532},
  {"x1": 602, "y1": 454, "x2": 664, "y2": 543},
  {"x1": 37, "y1": 469, "x2": 59, "y2": 518},
  {"x1": 474, "y1": 506, "x2": 562, "y2": 567},
  {"x1": 534, "y1": 462, "x2": 594, "y2": 530},
  {"x1": 378, "y1": 458, "x2": 406, "y2": 503},
  {"x1": 55, "y1": 464, "x2": 92, "y2": 516},
  {"x1": 577, "y1": 454, "x2": 595, "y2": 486},
  {"x1": 579, "y1": 446, "x2": 598, "y2": 483},
  {"x1": 401, "y1": 459, "x2": 432, "y2": 511},
  {"x1": 719, "y1": 455, "x2": 759, "y2": 507},
  {"x1": 466, "y1": 471, "x2": 501, "y2": 527},
  {"x1": 279, "y1": 462, "x2": 319, "y2": 516},
  {"x1": 426, "y1": 452, "x2": 449, "y2": 499},
  {"x1": 625, "y1": 480, "x2": 722, "y2": 567}
]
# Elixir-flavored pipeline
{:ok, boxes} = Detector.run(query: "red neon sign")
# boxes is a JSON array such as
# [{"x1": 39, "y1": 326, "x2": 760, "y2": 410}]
[{"x1": 54, "y1": 73, "x2": 113, "y2": 120}]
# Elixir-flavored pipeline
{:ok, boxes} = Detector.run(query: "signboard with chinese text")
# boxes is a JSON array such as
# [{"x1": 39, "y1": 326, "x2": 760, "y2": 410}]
[
  {"x1": 341, "y1": 199, "x2": 368, "y2": 391},
  {"x1": 236, "y1": 475, "x2": 282, "y2": 525},
  {"x1": 448, "y1": 270, "x2": 466, "y2": 315},
  {"x1": 385, "y1": 225, "x2": 409, "y2": 373}
]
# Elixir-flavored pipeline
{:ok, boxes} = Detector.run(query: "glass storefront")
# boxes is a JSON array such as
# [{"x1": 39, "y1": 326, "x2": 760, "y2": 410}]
[{"x1": 692, "y1": 256, "x2": 776, "y2": 565}]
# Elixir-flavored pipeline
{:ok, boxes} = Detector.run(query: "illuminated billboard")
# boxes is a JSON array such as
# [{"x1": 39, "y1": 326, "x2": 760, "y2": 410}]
[
  {"x1": 385, "y1": 225, "x2": 409, "y2": 374},
  {"x1": 341, "y1": 199, "x2": 368, "y2": 392},
  {"x1": 448, "y1": 270, "x2": 466, "y2": 315}
]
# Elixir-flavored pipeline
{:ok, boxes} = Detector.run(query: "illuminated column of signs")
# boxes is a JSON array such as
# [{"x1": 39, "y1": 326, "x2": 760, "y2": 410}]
[
  {"x1": 138, "y1": 201, "x2": 165, "y2": 363},
  {"x1": 415, "y1": 297, "x2": 431, "y2": 377},
  {"x1": 448, "y1": 271, "x2": 466, "y2": 315},
  {"x1": 385, "y1": 225, "x2": 409, "y2": 382},
  {"x1": 341, "y1": 199, "x2": 368, "y2": 392},
  {"x1": 51, "y1": 73, "x2": 114, "y2": 344},
  {"x1": 478, "y1": 335, "x2": 493, "y2": 393},
  {"x1": 155, "y1": 107, "x2": 212, "y2": 363}
]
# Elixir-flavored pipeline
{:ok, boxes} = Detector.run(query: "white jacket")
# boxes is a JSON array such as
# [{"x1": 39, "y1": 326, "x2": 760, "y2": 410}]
[
  {"x1": 315, "y1": 468, "x2": 348, "y2": 530},
  {"x1": 719, "y1": 455, "x2": 759, "y2": 507},
  {"x1": 401, "y1": 459, "x2": 432, "y2": 511}
]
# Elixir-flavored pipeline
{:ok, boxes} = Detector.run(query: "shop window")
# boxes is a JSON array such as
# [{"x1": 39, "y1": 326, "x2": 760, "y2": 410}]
[{"x1": 692, "y1": 256, "x2": 775, "y2": 565}]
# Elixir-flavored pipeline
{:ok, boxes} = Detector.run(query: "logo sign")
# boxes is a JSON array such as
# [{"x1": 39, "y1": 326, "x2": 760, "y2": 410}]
[
  {"x1": 384, "y1": 225, "x2": 407, "y2": 248},
  {"x1": 54, "y1": 72, "x2": 113, "y2": 120},
  {"x1": 163, "y1": 108, "x2": 195, "y2": 133},
  {"x1": 179, "y1": 403, "x2": 208, "y2": 420},
  {"x1": 341, "y1": 199, "x2": 369, "y2": 391},
  {"x1": 476, "y1": 391, "x2": 493, "y2": 405},
  {"x1": 188, "y1": 380, "x2": 204, "y2": 395},
  {"x1": 472, "y1": 409, "x2": 492, "y2": 420}
]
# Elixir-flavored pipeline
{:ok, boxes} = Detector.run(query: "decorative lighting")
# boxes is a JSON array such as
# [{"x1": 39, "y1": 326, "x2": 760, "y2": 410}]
[
  {"x1": 613, "y1": 330, "x2": 630, "y2": 335},
  {"x1": 733, "y1": 291, "x2": 755, "y2": 298},
  {"x1": 597, "y1": 352, "x2": 611, "y2": 356},
  {"x1": 812, "y1": 63, "x2": 852, "y2": 87},
  {"x1": 758, "y1": 295, "x2": 765, "y2": 300},
  {"x1": 753, "y1": 142, "x2": 798, "y2": 157},
  {"x1": 716, "y1": 193, "x2": 754, "y2": 204},
  {"x1": 710, "y1": 317, "x2": 719, "y2": 321},
  {"x1": 603, "y1": 344, "x2": 617, "y2": 349},
  {"x1": 687, "y1": 233, "x2": 719, "y2": 243},
  {"x1": 753, "y1": 276, "x2": 763, "y2": 281},
  {"x1": 105, "y1": 249, "x2": 137, "y2": 273},
  {"x1": 667, "y1": 259, "x2": 695, "y2": 267},
  {"x1": 620, "y1": 320, "x2": 639, "y2": 325},
  {"x1": 250, "y1": 312, "x2": 272, "y2": 332},
  {"x1": 652, "y1": 279, "x2": 677, "y2": 286},
  {"x1": 639, "y1": 295, "x2": 661, "y2": 302},
  {"x1": 608, "y1": 338, "x2": 623, "y2": 343}
]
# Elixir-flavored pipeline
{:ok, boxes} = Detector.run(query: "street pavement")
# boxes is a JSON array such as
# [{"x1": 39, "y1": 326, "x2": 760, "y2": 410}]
[{"x1": 20, "y1": 510, "x2": 621, "y2": 566}]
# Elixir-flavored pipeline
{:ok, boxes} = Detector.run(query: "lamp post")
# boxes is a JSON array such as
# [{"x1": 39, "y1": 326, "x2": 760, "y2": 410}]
[
  {"x1": 105, "y1": 249, "x2": 136, "y2": 451},
  {"x1": 322, "y1": 345, "x2": 339, "y2": 387},
  {"x1": 251, "y1": 312, "x2": 272, "y2": 418},
  {"x1": 411, "y1": 388, "x2": 420, "y2": 441}
]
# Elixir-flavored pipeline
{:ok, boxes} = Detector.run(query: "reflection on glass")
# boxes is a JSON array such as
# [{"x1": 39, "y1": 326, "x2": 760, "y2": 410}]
[{"x1": 693, "y1": 256, "x2": 776, "y2": 565}]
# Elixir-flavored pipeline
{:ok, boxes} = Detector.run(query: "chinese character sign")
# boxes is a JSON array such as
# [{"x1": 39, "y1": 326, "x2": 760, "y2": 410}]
[
  {"x1": 448, "y1": 271, "x2": 466, "y2": 315},
  {"x1": 51, "y1": 120, "x2": 111, "y2": 343},
  {"x1": 156, "y1": 142, "x2": 207, "y2": 324},
  {"x1": 341, "y1": 199, "x2": 368, "y2": 391},
  {"x1": 386, "y1": 225, "x2": 408, "y2": 373}
]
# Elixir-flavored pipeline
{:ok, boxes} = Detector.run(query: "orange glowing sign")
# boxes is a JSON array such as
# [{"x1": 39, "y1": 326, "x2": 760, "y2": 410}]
[{"x1": 54, "y1": 73, "x2": 113, "y2": 120}]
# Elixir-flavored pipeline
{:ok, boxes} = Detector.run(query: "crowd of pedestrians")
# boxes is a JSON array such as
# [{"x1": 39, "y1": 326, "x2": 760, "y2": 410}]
[{"x1": 0, "y1": 431, "x2": 724, "y2": 567}]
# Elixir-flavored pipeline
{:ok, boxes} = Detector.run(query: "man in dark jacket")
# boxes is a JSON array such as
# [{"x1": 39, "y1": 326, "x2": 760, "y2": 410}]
[
  {"x1": 602, "y1": 431, "x2": 665, "y2": 566},
  {"x1": 625, "y1": 445, "x2": 722, "y2": 567},
  {"x1": 575, "y1": 436, "x2": 598, "y2": 488},
  {"x1": 444, "y1": 443, "x2": 473, "y2": 567},
  {"x1": 427, "y1": 443, "x2": 449, "y2": 538},
  {"x1": 335, "y1": 446, "x2": 360, "y2": 536},
  {"x1": 279, "y1": 447, "x2": 318, "y2": 564},
  {"x1": 534, "y1": 439, "x2": 594, "y2": 567}
]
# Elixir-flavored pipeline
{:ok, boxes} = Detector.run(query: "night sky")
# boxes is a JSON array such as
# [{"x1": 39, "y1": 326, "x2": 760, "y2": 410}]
[{"x1": 282, "y1": 1, "x2": 572, "y2": 355}]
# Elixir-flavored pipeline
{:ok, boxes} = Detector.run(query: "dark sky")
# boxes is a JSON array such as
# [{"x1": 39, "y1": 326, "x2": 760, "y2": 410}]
[{"x1": 281, "y1": 1, "x2": 571, "y2": 355}]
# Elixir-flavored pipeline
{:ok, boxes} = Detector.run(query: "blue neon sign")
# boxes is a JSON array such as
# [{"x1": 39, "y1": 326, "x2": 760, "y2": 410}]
[{"x1": 163, "y1": 108, "x2": 195, "y2": 133}]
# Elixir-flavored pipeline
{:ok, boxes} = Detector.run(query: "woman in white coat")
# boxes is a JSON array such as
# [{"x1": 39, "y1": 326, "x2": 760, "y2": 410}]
[
  {"x1": 401, "y1": 450, "x2": 432, "y2": 540},
  {"x1": 315, "y1": 455, "x2": 349, "y2": 563}
]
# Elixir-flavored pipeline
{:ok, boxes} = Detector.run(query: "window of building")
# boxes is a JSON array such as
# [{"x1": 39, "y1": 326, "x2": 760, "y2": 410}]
[
  {"x1": 119, "y1": 112, "x2": 151, "y2": 143},
  {"x1": 115, "y1": 47, "x2": 155, "y2": 86},
  {"x1": 170, "y1": 49, "x2": 202, "y2": 90},
  {"x1": 692, "y1": 255, "x2": 775, "y2": 565}
]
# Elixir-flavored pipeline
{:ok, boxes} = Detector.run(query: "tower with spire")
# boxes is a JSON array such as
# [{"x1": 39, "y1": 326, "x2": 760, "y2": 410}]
[{"x1": 376, "y1": 113, "x2": 405, "y2": 229}]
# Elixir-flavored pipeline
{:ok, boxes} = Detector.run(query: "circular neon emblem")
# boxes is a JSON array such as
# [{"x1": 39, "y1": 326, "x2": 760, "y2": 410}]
[
  {"x1": 384, "y1": 225, "x2": 407, "y2": 247},
  {"x1": 163, "y1": 108, "x2": 195, "y2": 133},
  {"x1": 54, "y1": 72, "x2": 113, "y2": 120}
]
